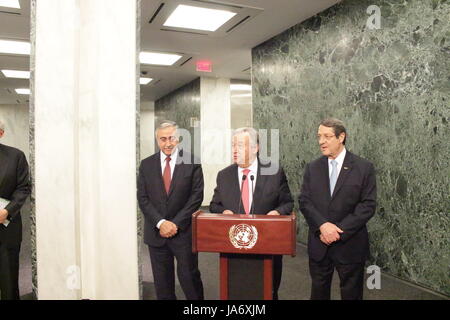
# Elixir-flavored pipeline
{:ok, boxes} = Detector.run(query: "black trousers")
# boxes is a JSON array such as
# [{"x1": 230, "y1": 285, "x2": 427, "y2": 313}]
[
  {"x1": 148, "y1": 240, "x2": 204, "y2": 300},
  {"x1": 273, "y1": 255, "x2": 282, "y2": 300},
  {"x1": 0, "y1": 242, "x2": 21, "y2": 300},
  {"x1": 309, "y1": 255, "x2": 365, "y2": 300}
]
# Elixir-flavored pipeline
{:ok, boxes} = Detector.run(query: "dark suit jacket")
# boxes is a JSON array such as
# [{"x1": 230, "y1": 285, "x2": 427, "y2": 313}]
[
  {"x1": 0, "y1": 143, "x2": 31, "y2": 247},
  {"x1": 299, "y1": 151, "x2": 377, "y2": 264},
  {"x1": 137, "y1": 150, "x2": 204, "y2": 247},
  {"x1": 209, "y1": 160, "x2": 293, "y2": 215}
]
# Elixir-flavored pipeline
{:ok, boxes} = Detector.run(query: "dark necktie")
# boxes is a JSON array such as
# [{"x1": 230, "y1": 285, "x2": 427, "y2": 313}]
[{"x1": 163, "y1": 156, "x2": 171, "y2": 194}]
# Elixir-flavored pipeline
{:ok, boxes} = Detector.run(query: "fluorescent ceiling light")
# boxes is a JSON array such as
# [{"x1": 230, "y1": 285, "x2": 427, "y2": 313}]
[
  {"x1": 15, "y1": 88, "x2": 30, "y2": 95},
  {"x1": 140, "y1": 77, "x2": 153, "y2": 85},
  {"x1": 163, "y1": 4, "x2": 236, "y2": 32},
  {"x1": 0, "y1": 39, "x2": 30, "y2": 55},
  {"x1": 1, "y1": 69, "x2": 30, "y2": 79},
  {"x1": 139, "y1": 52, "x2": 182, "y2": 66},
  {"x1": 0, "y1": 0, "x2": 20, "y2": 9},
  {"x1": 230, "y1": 84, "x2": 252, "y2": 91}
]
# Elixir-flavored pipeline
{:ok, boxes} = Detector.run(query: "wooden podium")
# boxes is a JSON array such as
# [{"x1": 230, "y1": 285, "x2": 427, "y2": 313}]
[{"x1": 192, "y1": 211, "x2": 296, "y2": 300}]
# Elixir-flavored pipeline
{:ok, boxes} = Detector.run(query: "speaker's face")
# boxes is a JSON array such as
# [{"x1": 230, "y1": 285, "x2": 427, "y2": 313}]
[{"x1": 232, "y1": 132, "x2": 258, "y2": 168}]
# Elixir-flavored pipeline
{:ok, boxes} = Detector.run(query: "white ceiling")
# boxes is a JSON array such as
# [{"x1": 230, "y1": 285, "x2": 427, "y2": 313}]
[{"x1": 0, "y1": 0, "x2": 339, "y2": 104}]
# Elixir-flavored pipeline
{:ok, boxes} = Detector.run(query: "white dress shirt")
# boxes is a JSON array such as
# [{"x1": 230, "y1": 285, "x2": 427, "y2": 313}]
[
  {"x1": 160, "y1": 148, "x2": 178, "y2": 178},
  {"x1": 157, "y1": 148, "x2": 178, "y2": 229},
  {"x1": 237, "y1": 158, "x2": 258, "y2": 213},
  {"x1": 328, "y1": 147, "x2": 347, "y2": 179}
]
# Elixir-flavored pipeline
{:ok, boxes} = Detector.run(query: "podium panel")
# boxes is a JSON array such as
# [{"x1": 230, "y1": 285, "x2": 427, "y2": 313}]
[
  {"x1": 192, "y1": 212, "x2": 296, "y2": 256},
  {"x1": 192, "y1": 211, "x2": 296, "y2": 300}
]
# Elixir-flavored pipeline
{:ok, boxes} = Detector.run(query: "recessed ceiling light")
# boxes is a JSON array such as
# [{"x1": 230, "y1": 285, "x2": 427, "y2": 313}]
[
  {"x1": 140, "y1": 77, "x2": 153, "y2": 85},
  {"x1": 1, "y1": 69, "x2": 30, "y2": 79},
  {"x1": 0, "y1": 0, "x2": 20, "y2": 9},
  {"x1": 0, "y1": 39, "x2": 30, "y2": 55},
  {"x1": 15, "y1": 88, "x2": 30, "y2": 95},
  {"x1": 139, "y1": 51, "x2": 182, "y2": 66},
  {"x1": 163, "y1": 4, "x2": 236, "y2": 32},
  {"x1": 230, "y1": 84, "x2": 252, "y2": 91}
]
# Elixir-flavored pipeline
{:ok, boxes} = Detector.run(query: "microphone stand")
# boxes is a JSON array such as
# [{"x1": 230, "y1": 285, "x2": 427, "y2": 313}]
[
  {"x1": 250, "y1": 175, "x2": 255, "y2": 215},
  {"x1": 237, "y1": 174, "x2": 247, "y2": 214}
]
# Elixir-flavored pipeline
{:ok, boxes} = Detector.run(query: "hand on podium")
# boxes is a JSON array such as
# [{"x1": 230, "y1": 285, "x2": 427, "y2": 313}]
[{"x1": 223, "y1": 210, "x2": 234, "y2": 215}]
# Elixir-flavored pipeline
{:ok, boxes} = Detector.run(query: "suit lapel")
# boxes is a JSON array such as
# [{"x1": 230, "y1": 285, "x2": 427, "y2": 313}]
[
  {"x1": 0, "y1": 144, "x2": 8, "y2": 190},
  {"x1": 251, "y1": 161, "x2": 268, "y2": 214},
  {"x1": 168, "y1": 161, "x2": 182, "y2": 197},
  {"x1": 320, "y1": 156, "x2": 332, "y2": 202},
  {"x1": 331, "y1": 151, "x2": 354, "y2": 199},
  {"x1": 167, "y1": 149, "x2": 186, "y2": 198},
  {"x1": 230, "y1": 165, "x2": 244, "y2": 213}
]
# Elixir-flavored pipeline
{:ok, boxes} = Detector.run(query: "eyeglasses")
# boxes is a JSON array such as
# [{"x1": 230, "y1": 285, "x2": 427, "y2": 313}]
[
  {"x1": 159, "y1": 136, "x2": 178, "y2": 143},
  {"x1": 317, "y1": 134, "x2": 336, "y2": 141}
]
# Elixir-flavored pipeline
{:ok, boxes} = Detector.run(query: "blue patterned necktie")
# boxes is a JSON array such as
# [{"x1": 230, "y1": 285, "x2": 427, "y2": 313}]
[{"x1": 330, "y1": 160, "x2": 338, "y2": 196}]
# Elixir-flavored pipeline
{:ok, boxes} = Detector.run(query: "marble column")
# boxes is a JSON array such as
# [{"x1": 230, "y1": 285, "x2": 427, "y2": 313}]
[
  {"x1": 200, "y1": 77, "x2": 232, "y2": 206},
  {"x1": 140, "y1": 101, "x2": 155, "y2": 160},
  {"x1": 32, "y1": 0, "x2": 139, "y2": 299}
]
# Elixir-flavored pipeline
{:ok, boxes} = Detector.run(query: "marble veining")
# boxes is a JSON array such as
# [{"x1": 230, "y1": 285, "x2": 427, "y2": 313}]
[{"x1": 252, "y1": 0, "x2": 450, "y2": 295}]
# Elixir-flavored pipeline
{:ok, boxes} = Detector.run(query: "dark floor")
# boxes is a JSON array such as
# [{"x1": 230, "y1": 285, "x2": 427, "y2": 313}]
[{"x1": 141, "y1": 244, "x2": 448, "y2": 300}]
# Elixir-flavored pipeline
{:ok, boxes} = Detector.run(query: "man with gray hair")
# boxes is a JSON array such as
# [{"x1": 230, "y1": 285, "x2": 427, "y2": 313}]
[
  {"x1": 210, "y1": 127, "x2": 294, "y2": 299},
  {"x1": 0, "y1": 120, "x2": 31, "y2": 299},
  {"x1": 137, "y1": 120, "x2": 204, "y2": 300},
  {"x1": 299, "y1": 118, "x2": 377, "y2": 300}
]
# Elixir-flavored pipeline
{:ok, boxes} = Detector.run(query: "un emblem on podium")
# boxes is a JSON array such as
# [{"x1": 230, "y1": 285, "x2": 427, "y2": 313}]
[{"x1": 229, "y1": 224, "x2": 258, "y2": 249}]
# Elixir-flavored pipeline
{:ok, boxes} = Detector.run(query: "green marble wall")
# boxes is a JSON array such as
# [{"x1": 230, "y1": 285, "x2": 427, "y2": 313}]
[
  {"x1": 252, "y1": 0, "x2": 450, "y2": 295},
  {"x1": 155, "y1": 78, "x2": 201, "y2": 159}
]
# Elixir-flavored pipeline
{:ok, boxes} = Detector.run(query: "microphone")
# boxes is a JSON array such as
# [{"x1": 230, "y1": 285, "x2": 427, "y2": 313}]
[
  {"x1": 250, "y1": 175, "x2": 255, "y2": 215},
  {"x1": 237, "y1": 174, "x2": 247, "y2": 214}
]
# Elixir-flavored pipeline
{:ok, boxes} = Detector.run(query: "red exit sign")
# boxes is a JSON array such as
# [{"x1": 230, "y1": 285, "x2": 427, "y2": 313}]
[{"x1": 196, "y1": 60, "x2": 212, "y2": 72}]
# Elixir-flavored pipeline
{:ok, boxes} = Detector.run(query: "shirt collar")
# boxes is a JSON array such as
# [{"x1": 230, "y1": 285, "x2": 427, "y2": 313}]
[
  {"x1": 160, "y1": 148, "x2": 178, "y2": 162},
  {"x1": 329, "y1": 147, "x2": 346, "y2": 165}
]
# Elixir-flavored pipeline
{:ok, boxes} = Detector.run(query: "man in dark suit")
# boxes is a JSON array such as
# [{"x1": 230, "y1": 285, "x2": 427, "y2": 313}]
[
  {"x1": 210, "y1": 127, "x2": 294, "y2": 300},
  {"x1": 137, "y1": 121, "x2": 204, "y2": 300},
  {"x1": 299, "y1": 118, "x2": 377, "y2": 300},
  {"x1": 0, "y1": 120, "x2": 31, "y2": 300}
]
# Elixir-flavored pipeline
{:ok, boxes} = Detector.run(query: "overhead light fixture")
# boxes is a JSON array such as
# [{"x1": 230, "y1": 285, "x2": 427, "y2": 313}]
[
  {"x1": 230, "y1": 84, "x2": 252, "y2": 91},
  {"x1": 1, "y1": 69, "x2": 30, "y2": 79},
  {"x1": 139, "y1": 51, "x2": 182, "y2": 66},
  {"x1": 0, "y1": 39, "x2": 30, "y2": 55},
  {"x1": 0, "y1": 0, "x2": 20, "y2": 9},
  {"x1": 163, "y1": 4, "x2": 236, "y2": 32},
  {"x1": 140, "y1": 77, "x2": 153, "y2": 85},
  {"x1": 15, "y1": 88, "x2": 30, "y2": 95}
]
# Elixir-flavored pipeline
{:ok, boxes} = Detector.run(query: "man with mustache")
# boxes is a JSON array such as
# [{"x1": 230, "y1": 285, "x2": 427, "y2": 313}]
[
  {"x1": 299, "y1": 118, "x2": 377, "y2": 300},
  {"x1": 138, "y1": 121, "x2": 204, "y2": 300}
]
